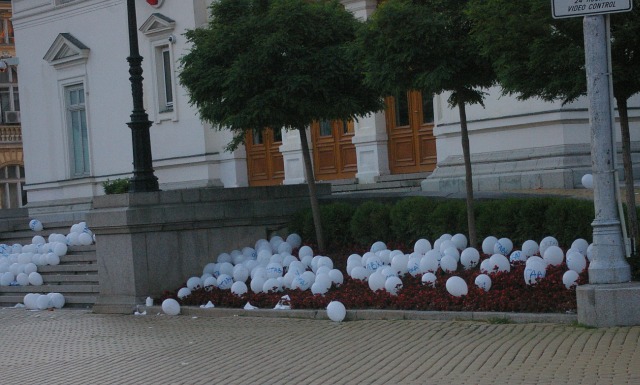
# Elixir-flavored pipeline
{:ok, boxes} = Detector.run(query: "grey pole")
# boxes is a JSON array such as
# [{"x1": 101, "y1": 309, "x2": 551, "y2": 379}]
[{"x1": 583, "y1": 15, "x2": 630, "y2": 284}]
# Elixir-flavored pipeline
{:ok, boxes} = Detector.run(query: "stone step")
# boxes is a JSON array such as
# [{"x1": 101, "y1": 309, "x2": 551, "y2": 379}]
[
  {"x1": 42, "y1": 274, "x2": 99, "y2": 284},
  {"x1": 330, "y1": 172, "x2": 429, "y2": 194},
  {"x1": 38, "y1": 264, "x2": 98, "y2": 274},
  {"x1": 0, "y1": 284, "x2": 100, "y2": 294},
  {"x1": 0, "y1": 294, "x2": 96, "y2": 308}
]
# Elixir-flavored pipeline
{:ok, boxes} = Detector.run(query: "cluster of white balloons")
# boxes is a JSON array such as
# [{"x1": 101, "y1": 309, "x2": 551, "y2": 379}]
[
  {"x1": 174, "y1": 233, "x2": 345, "y2": 304},
  {"x1": 23, "y1": 292, "x2": 65, "y2": 310},
  {"x1": 345, "y1": 233, "x2": 591, "y2": 298},
  {"x1": 0, "y1": 235, "x2": 70, "y2": 288}
]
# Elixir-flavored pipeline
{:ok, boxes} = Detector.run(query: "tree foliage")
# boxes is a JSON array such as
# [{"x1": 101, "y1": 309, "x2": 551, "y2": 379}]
[
  {"x1": 358, "y1": 0, "x2": 496, "y2": 247},
  {"x1": 467, "y1": 0, "x2": 640, "y2": 246},
  {"x1": 179, "y1": 0, "x2": 383, "y2": 150},
  {"x1": 358, "y1": 0, "x2": 494, "y2": 107}
]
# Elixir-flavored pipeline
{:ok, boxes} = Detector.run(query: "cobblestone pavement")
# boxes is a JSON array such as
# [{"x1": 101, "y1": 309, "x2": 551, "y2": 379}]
[{"x1": 1, "y1": 308, "x2": 639, "y2": 385}]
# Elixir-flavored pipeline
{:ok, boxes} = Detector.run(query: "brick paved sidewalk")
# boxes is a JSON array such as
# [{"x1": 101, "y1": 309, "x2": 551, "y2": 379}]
[{"x1": 1, "y1": 308, "x2": 639, "y2": 385}]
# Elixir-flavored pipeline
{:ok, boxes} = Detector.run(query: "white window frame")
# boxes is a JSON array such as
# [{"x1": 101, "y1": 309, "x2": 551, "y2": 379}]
[
  {"x1": 0, "y1": 164, "x2": 26, "y2": 209},
  {"x1": 151, "y1": 40, "x2": 178, "y2": 123},
  {"x1": 64, "y1": 83, "x2": 91, "y2": 178}
]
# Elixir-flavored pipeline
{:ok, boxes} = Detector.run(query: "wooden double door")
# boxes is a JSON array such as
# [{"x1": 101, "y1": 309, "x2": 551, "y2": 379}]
[
  {"x1": 245, "y1": 91, "x2": 436, "y2": 185},
  {"x1": 246, "y1": 127, "x2": 284, "y2": 186},
  {"x1": 385, "y1": 90, "x2": 437, "y2": 174}
]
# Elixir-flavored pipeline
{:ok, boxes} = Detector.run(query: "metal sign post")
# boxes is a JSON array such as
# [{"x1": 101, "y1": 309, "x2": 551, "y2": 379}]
[{"x1": 552, "y1": 0, "x2": 633, "y2": 283}]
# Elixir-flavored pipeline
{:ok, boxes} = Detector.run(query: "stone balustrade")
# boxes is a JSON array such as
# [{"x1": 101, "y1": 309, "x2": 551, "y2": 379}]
[{"x1": 0, "y1": 125, "x2": 21, "y2": 143}]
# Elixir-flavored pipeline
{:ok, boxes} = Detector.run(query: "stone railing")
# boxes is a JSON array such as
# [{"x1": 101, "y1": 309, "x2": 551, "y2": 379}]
[{"x1": 0, "y1": 125, "x2": 21, "y2": 143}]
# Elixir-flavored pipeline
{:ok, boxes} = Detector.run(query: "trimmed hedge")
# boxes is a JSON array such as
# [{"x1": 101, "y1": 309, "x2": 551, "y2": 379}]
[{"x1": 289, "y1": 196, "x2": 596, "y2": 249}]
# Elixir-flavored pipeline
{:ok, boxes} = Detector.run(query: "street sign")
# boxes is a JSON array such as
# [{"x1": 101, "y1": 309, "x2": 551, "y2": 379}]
[{"x1": 552, "y1": 0, "x2": 633, "y2": 19}]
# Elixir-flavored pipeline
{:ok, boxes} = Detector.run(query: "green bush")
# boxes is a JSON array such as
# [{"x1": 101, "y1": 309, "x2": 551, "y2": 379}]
[
  {"x1": 288, "y1": 196, "x2": 597, "y2": 251},
  {"x1": 390, "y1": 196, "x2": 439, "y2": 244},
  {"x1": 350, "y1": 201, "x2": 392, "y2": 247},
  {"x1": 102, "y1": 178, "x2": 130, "y2": 194},
  {"x1": 287, "y1": 202, "x2": 356, "y2": 249}
]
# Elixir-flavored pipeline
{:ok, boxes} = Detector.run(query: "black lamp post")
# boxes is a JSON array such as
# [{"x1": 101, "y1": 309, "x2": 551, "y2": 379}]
[{"x1": 126, "y1": 0, "x2": 159, "y2": 192}]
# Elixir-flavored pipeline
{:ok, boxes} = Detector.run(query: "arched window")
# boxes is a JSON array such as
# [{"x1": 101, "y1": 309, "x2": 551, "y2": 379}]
[{"x1": 0, "y1": 164, "x2": 26, "y2": 208}]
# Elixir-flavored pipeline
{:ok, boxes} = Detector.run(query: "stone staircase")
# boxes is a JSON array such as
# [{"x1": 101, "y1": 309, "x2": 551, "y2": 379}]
[
  {"x1": 329, "y1": 172, "x2": 430, "y2": 194},
  {"x1": 0, "y1": 218, "x2": 99, "y2": 309}
]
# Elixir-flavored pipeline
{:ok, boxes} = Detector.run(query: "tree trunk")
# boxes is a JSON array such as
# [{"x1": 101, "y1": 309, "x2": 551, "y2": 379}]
[
  {"x1": 458, "y1": 102, "x2": 477, "y2": 248},
  {"x1": 298, "y1": 126, "x2": 326, "y2": 253},
  {"x1": 617, "y1": 97, "x2": 638, "y2": 252}
]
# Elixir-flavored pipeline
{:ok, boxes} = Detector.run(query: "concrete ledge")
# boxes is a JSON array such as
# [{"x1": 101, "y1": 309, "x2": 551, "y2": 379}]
[
  {"x1": 577, "y1": 282, "x2": 640, "y2": 327},
  {"x1": 142, "y1": 306, "x2": 577, "y2": 324}
]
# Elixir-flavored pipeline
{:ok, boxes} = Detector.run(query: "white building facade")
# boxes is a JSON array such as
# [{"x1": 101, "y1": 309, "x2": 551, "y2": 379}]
[{"x1": 12, "y1": 0, "x2": 640, "y2": 208}]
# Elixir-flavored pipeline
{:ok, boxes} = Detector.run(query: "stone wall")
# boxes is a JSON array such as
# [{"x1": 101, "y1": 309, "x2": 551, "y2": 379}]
[{"x1": 88, "y1": 184, "x2": 330, "y2": 314}]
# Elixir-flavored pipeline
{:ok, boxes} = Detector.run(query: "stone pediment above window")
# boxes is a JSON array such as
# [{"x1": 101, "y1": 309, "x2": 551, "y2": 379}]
[
  {"x1": 43, "y1": 33, "x2": 90, "y2": 69},
  {"x1": 139, "y1": 13, "x2": 176, "y2": 37}
]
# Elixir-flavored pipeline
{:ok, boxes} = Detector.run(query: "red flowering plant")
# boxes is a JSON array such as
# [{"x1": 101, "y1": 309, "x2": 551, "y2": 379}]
[{"x1": 162, "y1": 244, "x2": 587, "y2": 314}]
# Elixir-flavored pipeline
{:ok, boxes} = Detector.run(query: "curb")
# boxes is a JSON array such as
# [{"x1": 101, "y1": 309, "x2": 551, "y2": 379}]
[{"x1": 145, "y1": 306, "x2": 577, "y2": 324}]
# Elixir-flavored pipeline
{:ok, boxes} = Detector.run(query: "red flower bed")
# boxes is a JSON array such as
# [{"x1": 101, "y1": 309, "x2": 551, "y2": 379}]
[{"x1": 163, "y1": 245, "x2": 586, "y2": 313}]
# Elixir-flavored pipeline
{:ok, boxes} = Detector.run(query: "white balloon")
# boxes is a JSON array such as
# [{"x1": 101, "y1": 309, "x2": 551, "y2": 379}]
[
  {"x1": 421, "y1": 272, "x2": 437, "y2": 287},
  {"x1": 380, "y1": 266, "x2": 397, "y2": 279},
  {"x1": 46, "y1": 253, "x2": 60, "y2": 266},
  {"x1": 543, "y1": 245, "x2": 564, "y2": 266},
  {"x1": 16, "y1": 272, "x2": 29, "y2": 286},
  {"x1": 582, "y1": 173, "x2": 593, "y2": 189},
  {"x1": 277, "y1": 242, "x2": 293, "y2": 255},
  {"x1": 391, "y1": 254, "x2": 409, "y2": 275},
  {"x1": 562, "y1": 270, "x2": 580, "y2": 289},
  {"x1": 571, "y1": 239, "x2": 589, "y2": 255},
  {"x1": 347, "y1": 254, "x2": 362, "y2": 266},
  {"x1": 414, "y1": 239, "x2": 432, "y2": 255},
  {"x1": 298, "y1": 245, "x2": 313, "y2": 259},
  {"x1": 460, "y1": 248, "x2": 480, "y2": 269},
  {"x1": 78, "y1": 232, "x2": 93, "y2": 246},
  {"x1": 384, "y1": 276, "x2": 403, "y2": 296},
  {"x1": 439, "y1": 240, "x2": 456, "y2": 253},
  {"x1": 377, "y1": 249, "x2": 392, "y2": 265},
  {"x1": 370, "y1": 241, "x2": 387, "y2": 253},
  {"x1": 53, "y1": 242, "x2": 68, "y2": 257},
  {"x1": 509, "y1": 250, "x2": 527, "y2": 263},
  {"x1": 36, "y1": 294, "x2": 51, "y2": 310},
  {"x1": 24, "y1": 293, "x2": 39, "y2": 309},
  {"x1": 407, "y1": 256, "x2": 421, "y2": 276},
  {"x1": 217, "y1": 253, "x2": 232, "y2": 264},
  {"x1": 217, "y1": 274, "x2": 234, "y2": 290},
  {"x1": 326, "y1": 301, "x2": 346, "y2": 322},
  {"x1": 269, "y1": 235, "x2": 284, "y2": 252},
  {"x1": 291, "y1": 275, "x2": 312, "y2": 290},
  {"x1": 539, "y1": 236, "x2": 559, "y2": 256},
  {"x1": 232, "y1": 265, "x2": 250, "y2": 283},
  {"x1": 442, "y1": 246, "x2": 460, "y2": 262},
  {"x1": 446, "y1": 276, "x2": 468, "y2": 297},
  {"x1": 250, "y1": 276, "x2": 266, "y2": 293},
  {"x1": 266, "y1": 262, "x2": 284, "y2": 279},
  {"x1": 186, "y1": 276, "x2": 203, "y2": 291},
  {"x1": 482, "y1": 236, "x2": 498, "y2": 255},
  {"x1": 263, "y1": 277, "x2": 283, "y2": 293},
  {"x1": 368, "y1": 271, "x2": 386, "y2": 291},
  {"x1": 566, "y1": 251, "x2": 587, "y2": 273},
  {"x1": 32, "y1": 236, "x2": 45, "y2": 245},
  {"x1": 419, "y1": 253, "x2": 439, "y2": 273},
  {"x1": 203, "y1": 276, "x2": 218, "y2": 290},
  {"x1": 218, "y1": 262, "x2": 234, "y2": 277},
  {"x1": 285, "y1": 233, "x2": 302, "y2": 249},
  {"x1": 489, "y1": 254, "x2": 510, "y2": 273},
  {"x1": 162, "y1": 298, "x2": 181, "y2": 316},
  {"x1": 493, "y1": 238, "x2": 513, "y2": 256},
  {"x1": 227, "y1": 281, "x2": 246, "y2": 296},
  {"x1": 251, "y1": 266, "x2": 267, "y2": 280},
  {"x1": 29, "y1": 219, "x2": 44, "y2": 232},
  {"x1": 49, "y1": 293, "x2": 65, "y2": 309},
  {"x1": 475, "y1": 274, "x2": 492, "y2": 291},
  {"x1": 177, "y1": 287, "x2": 191, "y2": 299},
  {"x1": 0, "y1": 271, "x2": 14, "y2": 286},
  {"x1": 329, "y1": 269, "x2": 344, "y2": 286},
  {"x1": 18, "y1": 253, "x2": 33, "y2": 264},
  {"x1": 440, "y1": 254, "x2": 458, "y2": 273},
  {"x1": 311, "y1": 281, "x2": 329, "y2": 295},
  {"x1": 451, "y1": 234, "x2": 468, "y2": 250},
  {"x1": 524, "y1": 260, "x2": 547, "y2": 285},
  {"x1": 350, "y1": 266, "x2": 369, "y2": 281},
  {"x1": 28, "y1": 272, "x2": 43, "y2": 286}
]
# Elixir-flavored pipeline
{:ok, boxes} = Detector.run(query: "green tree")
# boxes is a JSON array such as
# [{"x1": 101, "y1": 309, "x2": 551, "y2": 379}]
[
  {"x1": 357, "y1": 0, "x2": 496, "y2": 248},
  {"x1": 467, "y1": 0, "x2": 640, "y2": 249},
  {"x1": 179, "y1": 0, "x2": 383, "y2": 252}
]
